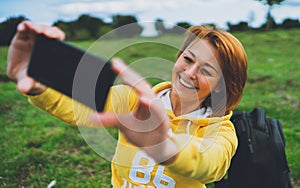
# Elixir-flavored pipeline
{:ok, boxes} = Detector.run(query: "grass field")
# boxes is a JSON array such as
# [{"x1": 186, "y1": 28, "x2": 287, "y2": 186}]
[{"x1": 0, "y1": 29, "x2": 300, "y2": 187}]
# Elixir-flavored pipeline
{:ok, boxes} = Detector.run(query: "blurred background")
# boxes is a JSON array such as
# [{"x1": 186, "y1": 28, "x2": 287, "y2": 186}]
[
  {"x1": 0, "y1": 0, "x2": 300, "y2": 42},
  {"x1": 0, "y1": 0, "x2": 299, "y2": 187}
]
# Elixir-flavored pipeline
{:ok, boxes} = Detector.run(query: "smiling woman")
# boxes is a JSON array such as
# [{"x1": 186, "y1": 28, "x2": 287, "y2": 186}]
[
  {"x1": 174, "y1": 26, "x2": 247, "y2": 116},
  {"x1": 171, "y1": 39, "x2": 222, "y2": 116},
  {"x1": 7, "y1": 21, "x2": 247, "y2": 188}
]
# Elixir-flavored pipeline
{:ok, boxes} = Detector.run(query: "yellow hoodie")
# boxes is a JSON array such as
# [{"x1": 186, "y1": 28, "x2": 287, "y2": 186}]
[{"x1": 29, "y1": 82, "x2": 237, "y2": 188}]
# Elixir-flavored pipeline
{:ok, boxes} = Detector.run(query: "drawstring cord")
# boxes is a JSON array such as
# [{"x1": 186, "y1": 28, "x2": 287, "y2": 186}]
[{"x1": 186, "y1": 121, "x2": 192, "y2": 135}]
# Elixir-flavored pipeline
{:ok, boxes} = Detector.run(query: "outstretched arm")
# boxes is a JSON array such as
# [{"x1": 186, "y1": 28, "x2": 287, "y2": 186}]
[{"x1": 7, "y1": 21, "x2": 179, "y2": 164}]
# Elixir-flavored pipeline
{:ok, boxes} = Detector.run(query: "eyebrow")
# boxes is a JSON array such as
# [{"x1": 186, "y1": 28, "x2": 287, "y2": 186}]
[
  {"x1": 204, "y1": 62, "x2": 218, "y2": 74},
  {"x1": 187, "y1": 50, "x2": 218, "y2": 73},
  {"x1": 187, "y1": 50, "x2": 196, "y2": 58}
]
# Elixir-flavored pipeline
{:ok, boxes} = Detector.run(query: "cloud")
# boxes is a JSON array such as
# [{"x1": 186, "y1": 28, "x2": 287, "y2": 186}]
[
  {"x1": 283, "y1": 0, "x2": 300, "y2": 7},
  {"x1": 57, "y1": 0, "x2": 158, "y2": 15},
  {"x1": 0, "y1": 17, "x2": 6, "y2": 23},
  {"x1": 273, "y1": 5, "x2": 300, "y2": 23},
  {"x1": 57, "y1": 0, "x2": 241, "y2": 16},
  {"x1": 44, "y1": 0, "x2": 300, "y2": 29},
  {"x1": 1, "y1": 0, "x2": 299, "y2": 30}
]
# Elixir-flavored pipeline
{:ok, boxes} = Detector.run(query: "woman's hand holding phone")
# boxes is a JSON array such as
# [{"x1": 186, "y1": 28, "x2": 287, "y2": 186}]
[{"x1": 6, "y1": 21, "x2": 65, "y2": 95}]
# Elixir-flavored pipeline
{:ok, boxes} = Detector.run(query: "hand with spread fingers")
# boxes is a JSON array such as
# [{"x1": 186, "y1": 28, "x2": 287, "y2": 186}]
[
  {"x1": 89, "y1": 58, "x2": 178, "y2": 164},
  {"x1": 7, "y1": 21, "x2": 65, "y2": 95}
]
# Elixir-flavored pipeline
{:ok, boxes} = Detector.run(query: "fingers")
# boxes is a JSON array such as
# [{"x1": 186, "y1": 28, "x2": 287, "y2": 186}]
[
  {"x1": 110, "y1": 58, "x2": 167, "y2": 124},
  {"x1": 111, "y1": 58, "x2": 152, "y2": 92},
  {"x1": 17, "y1": 76, "x2": 35, "y2": 94},
  {"x1": 111, "y1": 58, "x2": 155, "y2": 105},
  {"x1": 13, "y1": 69, "x2": 46, "y2": 95},
  {"x1": 89, "y1": 112, "x2": 120, "y2": 127},
  {"x1": 45, "y1": 26, "x2": 66, "y2": 40},
  {"x1": 15, "y1": 69, "x2": 35, "y2": 94},
  {"x1": 16, "y1": 76, "x2": 47, "y2": 95},
  {"x1": 17, "y1": 20, "x2": 65, "y2": 40}
]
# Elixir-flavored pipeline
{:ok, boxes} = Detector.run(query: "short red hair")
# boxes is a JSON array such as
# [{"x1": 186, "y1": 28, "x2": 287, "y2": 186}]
[{"x1": 177, "y1": 26, "x2": 248, "y2": 116}]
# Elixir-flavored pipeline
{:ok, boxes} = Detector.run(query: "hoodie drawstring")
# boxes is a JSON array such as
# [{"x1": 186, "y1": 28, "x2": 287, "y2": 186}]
[{"x1": 186, "y1": 121, "x2": 192, "y2": 135}]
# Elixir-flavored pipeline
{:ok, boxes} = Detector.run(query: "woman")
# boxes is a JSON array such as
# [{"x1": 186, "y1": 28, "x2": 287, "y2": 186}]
[{"x1": 7, "y1": 21, "x2": 247, "y2": 187}]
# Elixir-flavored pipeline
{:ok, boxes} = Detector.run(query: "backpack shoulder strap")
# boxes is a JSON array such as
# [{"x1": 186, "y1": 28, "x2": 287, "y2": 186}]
[
  {"x1": 250, "y1": 107, "x2": 266, "y2": 131},
  {"x1": 268, "y1": 118, "x2": 293, "y2": 188}
]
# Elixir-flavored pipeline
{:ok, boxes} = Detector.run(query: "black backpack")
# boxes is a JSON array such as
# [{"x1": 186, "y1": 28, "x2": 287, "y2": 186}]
[{"x1": 215, "y1": 107, "x2": 293, "y2": 188}]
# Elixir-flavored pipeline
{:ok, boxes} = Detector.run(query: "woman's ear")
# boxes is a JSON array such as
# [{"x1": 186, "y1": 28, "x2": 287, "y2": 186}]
[{"x1": 214, "y1": 85, "x2": 222, "y2": 93}]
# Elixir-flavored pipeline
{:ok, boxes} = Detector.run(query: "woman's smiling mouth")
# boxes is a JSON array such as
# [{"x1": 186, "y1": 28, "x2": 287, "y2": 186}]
[{"x1": 179, "y1": 74, "x2": 199, "y2": 90}]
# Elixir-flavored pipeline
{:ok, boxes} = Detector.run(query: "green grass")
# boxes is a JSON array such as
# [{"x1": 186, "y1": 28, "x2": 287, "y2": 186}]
[
  {"x1": 0, "y1": 83, "x2": 112, "y2": 187},
  {"x1": 1, "y1": 29, "x2": 300, "y2": 187}
]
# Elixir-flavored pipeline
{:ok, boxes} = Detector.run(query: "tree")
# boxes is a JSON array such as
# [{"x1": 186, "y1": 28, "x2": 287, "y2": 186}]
[
  {"x1": 227, "y1": 21, "x2": 249, "y2": 32},
  {"x1": 169, "y1": 22, "x2": 192, "y2": 35},
  {"x1": 0, "y1": 16, "x2": 27, "y2": 46},
  {"x1": 154, "y1": 19, "x2": 192, "y2": 35},
  {"x1": 53, "y1": 20, "x2": 75, "y2": 40},
  {"x1": 53, "y1": 14, "x2": 113, "y2": 40},
  {"x1": 176, "y1": 22, "x2": 192, "y2": 30},
  {"x1": 154, "y1": 19, "x2": 166, "y2": 35},
  {"x1": 112, "y1": 15, "x2": 143, "y2": 37},
  {"x1": 280, "y1": 18, "x2": 300, "y2": 29},
  {"x1": 255, "y1": 0, "x2": 285, "y2": 30},
  {"x1": 76, "y1": 14, "x2": 106, "y2": 38}
]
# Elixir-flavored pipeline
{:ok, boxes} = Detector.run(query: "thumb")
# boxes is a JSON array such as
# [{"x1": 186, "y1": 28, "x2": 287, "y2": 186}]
[{"x1": 17, "y1": 77, "x2": 35, "y2": 94}]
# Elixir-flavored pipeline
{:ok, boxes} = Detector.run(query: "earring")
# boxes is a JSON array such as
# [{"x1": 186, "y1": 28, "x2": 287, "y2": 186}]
[{"x1": 214, "y1": 86, "x2": 221, "y2": 93}]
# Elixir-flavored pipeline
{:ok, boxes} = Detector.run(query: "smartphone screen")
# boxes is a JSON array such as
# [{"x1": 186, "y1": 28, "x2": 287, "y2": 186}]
[{"x1": 28, "y1": 34, "x2": 116, "y2": 111}]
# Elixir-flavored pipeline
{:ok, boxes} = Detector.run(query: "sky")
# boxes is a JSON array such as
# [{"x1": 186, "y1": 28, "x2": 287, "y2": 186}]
[{"x1": 0, "y1": 0, "x2": 300, "y2": 36}]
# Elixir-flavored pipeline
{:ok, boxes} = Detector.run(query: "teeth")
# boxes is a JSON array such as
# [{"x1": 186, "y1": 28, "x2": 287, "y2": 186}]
[{"x1": 180, "y1": 78, "x2": 195, "y2": 89}]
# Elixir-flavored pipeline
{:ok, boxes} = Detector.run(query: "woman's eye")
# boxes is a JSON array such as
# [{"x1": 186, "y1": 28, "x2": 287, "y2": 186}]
[
  {"x1": 184, "y1": 56, "x2": 193, "y2": 63},
  {"x1": 202, "y1": 69, "x2": 213, "y2": 77}
]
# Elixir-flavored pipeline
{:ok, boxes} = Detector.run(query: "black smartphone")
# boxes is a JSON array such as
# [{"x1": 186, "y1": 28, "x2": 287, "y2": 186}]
[{"x1": 28, "y1": 34, "x2": 116, "y2": 111}]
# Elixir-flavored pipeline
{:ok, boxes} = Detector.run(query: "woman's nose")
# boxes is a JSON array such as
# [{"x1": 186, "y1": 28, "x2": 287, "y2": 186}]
[{"x1": 185, "y1": 64, "x2": 198, "y2": 80}]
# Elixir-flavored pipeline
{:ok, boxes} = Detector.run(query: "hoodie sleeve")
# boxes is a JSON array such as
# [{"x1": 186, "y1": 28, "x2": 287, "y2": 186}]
[
  {"x1": 166, "y1": 121, "x2": 238, "y2": 184},
  {"x1": 28, "y1": 85, "x2": 138, "y2": 127},
  {"x1": 28, "y1": 87, "x2": 96, "y2": 126}
]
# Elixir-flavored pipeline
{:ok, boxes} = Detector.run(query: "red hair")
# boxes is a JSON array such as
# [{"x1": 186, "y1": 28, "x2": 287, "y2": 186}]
[{"x1": 177, "y1": 26, "x2": 248, "y2": 116}]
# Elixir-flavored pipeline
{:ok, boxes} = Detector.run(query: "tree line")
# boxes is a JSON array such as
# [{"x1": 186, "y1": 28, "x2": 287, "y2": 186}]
[
  {"x1": 227, "y1": 18, "x2": 300, "y2": 32},
  {"x1": 0, "y1": 12, "x2": 299, "y2": 46},
  {"x1": 0, "y1": 14, "x2": 193, "y2": 46},
  {"x1": 0, "y1": 14, "x2": 143, "y2": 45}
]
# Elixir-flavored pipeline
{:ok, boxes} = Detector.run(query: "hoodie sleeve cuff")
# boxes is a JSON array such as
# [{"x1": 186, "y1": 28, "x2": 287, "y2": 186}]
[{"x1": 27, "y1": 88, "x2": 63, "y2": 109}]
